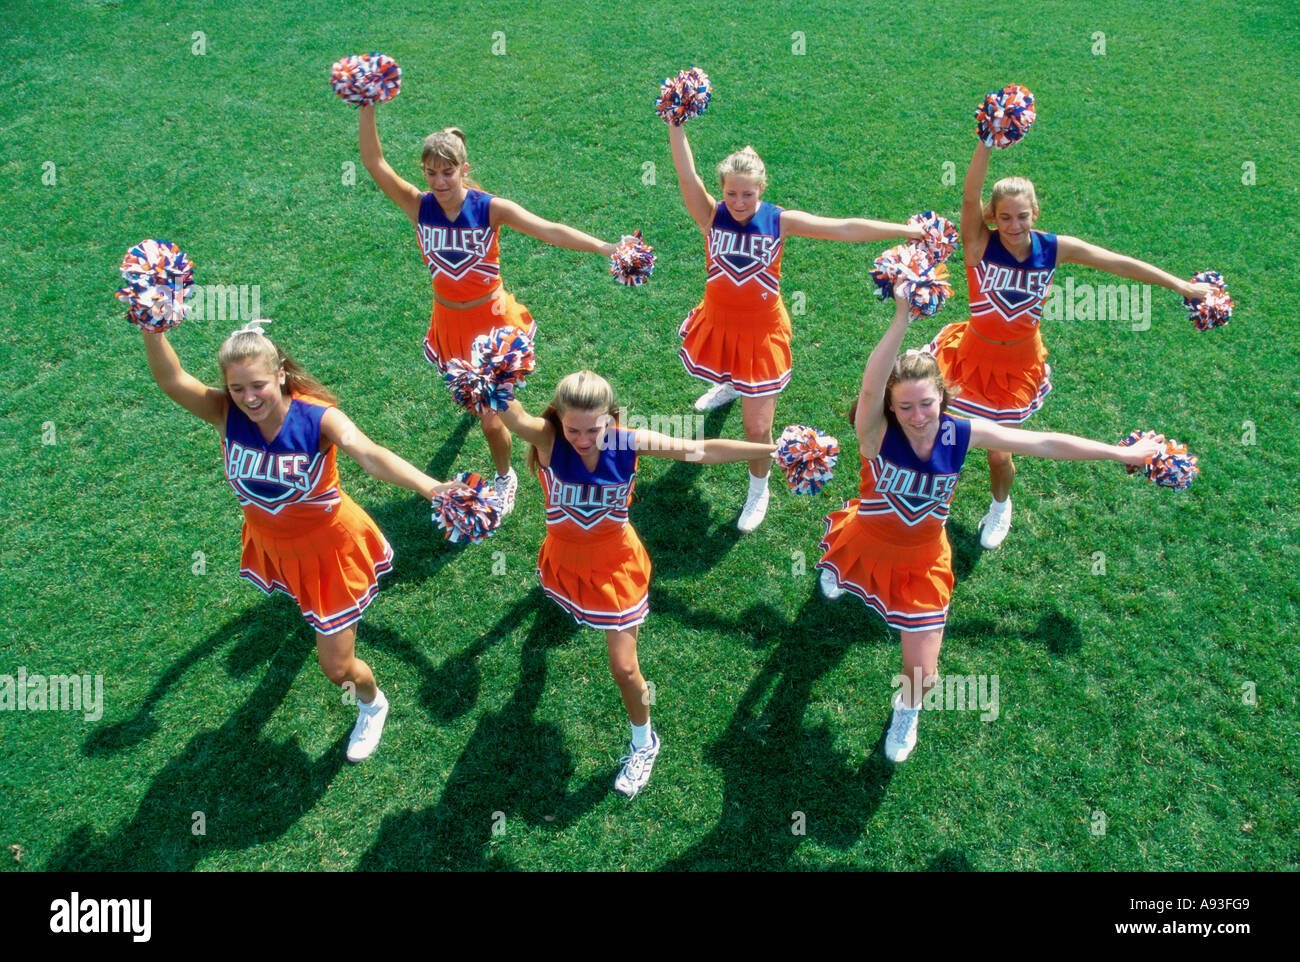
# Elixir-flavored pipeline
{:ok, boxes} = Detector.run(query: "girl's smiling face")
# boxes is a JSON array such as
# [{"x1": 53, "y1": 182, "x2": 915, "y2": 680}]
[
  {"x1": 224, "y1": 357, "x2": 286, "y2": 424},
  {"x1": 722, "y1": 174, "x2": 764, "y2": 223}
]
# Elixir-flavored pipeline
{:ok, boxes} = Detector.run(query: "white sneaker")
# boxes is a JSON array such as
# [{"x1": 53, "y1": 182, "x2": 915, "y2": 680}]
[
  {"x1": 694, "y1": 382, "x2": 739, "y2": 411},
  {"x1": 614, "y1": 730, "x2": 661, "y2": 797},
  {"x1": 977, "y1": 497, "x2": 1012, "y2": 550},
  {"x1": 737, "y1": 484, "x2": 770, "y2": 533},
  {"x1": 346, "y1": 691, "x2": 389, "y2": 763},
  {"x1": 494, "y1": 468, "x2": 518, "y2": 518},
  {"x1": 884, "y1": 691, "x2": 920, "y2": 763},
  {"x1": 819, "y1": 568, "x2": 845, "y2": 600}
]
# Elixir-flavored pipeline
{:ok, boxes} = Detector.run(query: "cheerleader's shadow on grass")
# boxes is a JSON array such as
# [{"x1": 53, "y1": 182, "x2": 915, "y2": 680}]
[
  {"x1": 51, "y1": 607, "x2": 347, "y2": 871},
  {"x1": 356, "y1": 601, "x2": 608, "y2": 871},
  {"x1": 631, "y1": 406, "x2": 745, "y2": 579},
  {"x1": 651, "y1": 591, "x2": 896, "y2": 869},
  {"x1": 947, "y1": 604, "x2": 1083, "y2": 656},
  {"x1": 423, "y1": 412, "x2": 476, "y2": 482},
  {"x1": 947, "y1": 519, "x2": 983, "y2": 583},
  {"x1": 926, "y1": 847, "x2": 977, "y2": 871}
]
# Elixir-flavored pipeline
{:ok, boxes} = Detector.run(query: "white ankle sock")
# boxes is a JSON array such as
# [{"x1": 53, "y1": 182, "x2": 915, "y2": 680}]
[
  {"x1": 748, "y1": 472, "x2": 768, "y2": 496},
  {"x1": 631, "y1": 720, "x2": 652, "y2": 750}
]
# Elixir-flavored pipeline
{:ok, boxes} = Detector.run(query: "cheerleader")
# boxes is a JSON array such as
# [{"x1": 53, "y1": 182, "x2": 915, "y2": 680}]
[
  {"x1": 497, "y1": 371, "x2": 777, "y2": 796},
  {"x1": 140, "y1": 321, "x2": 464, "y2": 762},
  {"x1": 358, "y1": 102, "x2": 623, "y2": 517},
  {"x1": 930, "y1": 141, "x2": 1218, "y2": 549},
  {"x1": 667, "y1": 120, "x2": 922, "y2": 532},
  {"x1": 818, "y1": 281, "x2": 1164, "y2": 761}
]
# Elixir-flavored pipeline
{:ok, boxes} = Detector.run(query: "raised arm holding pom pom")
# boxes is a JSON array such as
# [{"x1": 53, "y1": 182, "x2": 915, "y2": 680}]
[
  {"x1": 665, "y1": 102, "x2": 928, "y2": 534},
  {"x1": 139, "y1": 322, "x2": 460, "y2": 764},
  {"x1": 817, "y1": 278, "x2": 1183, "y2": 764}
]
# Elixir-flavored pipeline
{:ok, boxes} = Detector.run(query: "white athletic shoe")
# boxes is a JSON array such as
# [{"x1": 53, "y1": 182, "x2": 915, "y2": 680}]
[
  {"x1": 977, "y1": 497, "x2": 1012, "y2": 550},
  {"x1": 694, "y1": 382, "x2": 739, "y2": 411},
  {"x1": 884, "y1": 691, "x2": 920, "y2": 763},
  {"x1": 614, "y1": 731, "x2": 661, "y2": 797},
  {"x1": 737, "y1": 484, "x2": 771, "y2": 533},
  {"x1": 346, "y1": 691, "x2": 389, "y2": 763},
  {"x1": 819, "y1": 568, "x2": 845, "y2": 600},
  {"x1": 494, "y1": 468, "x2": 518, "y2": 518}
]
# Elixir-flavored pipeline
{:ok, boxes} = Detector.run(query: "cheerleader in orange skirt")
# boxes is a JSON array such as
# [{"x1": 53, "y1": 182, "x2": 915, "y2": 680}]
[
  {"x1": 818, "y1": 281, "x2": 1164, "y2": 762},
  {"x1": 358, "y1": 102, "x2": 624, "y2": 517},
  {"x1": 140, "y1": 321, "x2": 464, "y2": 762},
  {"x1": 497, "y1": 371, "x2": 777, "y2": 796},
  {"x1": 931, "y1": 141, "x2": 1219, "y2": 550},
  {"x1": 667, "y1": 121, "x2": 922, "y2": 533}
]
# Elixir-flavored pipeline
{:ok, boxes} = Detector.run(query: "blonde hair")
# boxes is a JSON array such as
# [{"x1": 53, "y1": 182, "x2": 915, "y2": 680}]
[
  {"x1": 717, "y1": 145, "x2": 767, "y2": 191},
  {"x1": 982, "y1": 176, "x2": 1039, "y2": 225},
  {"x1": 218, "y1": 326, "x2": 337, "y2": 405},
  {"x1": 846, "y1": 350, "x2": 957, "y2": 432},
  {"x1": 527, "y1": 370, "x2": 619, "y2": 477},
  {"x1": 421, "y1": 127, "x2": 483, "y2": 190}
]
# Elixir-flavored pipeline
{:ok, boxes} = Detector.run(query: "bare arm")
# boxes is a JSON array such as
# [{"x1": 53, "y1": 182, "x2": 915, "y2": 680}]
[
  {"x1": 780, "y1": 210, "x2": 921, "y2": 244},
  {"x1": 142, "y1": 330, "x2": 228, "y2": 427},
  {"x1": 667, "y1": 123, "x2": 715, "y2": 231},
  {"x1": 320, "y1": 408, "x2": 460, "y2": 499},
  {"x1": 1056, "y1": 235, "x2": 1209, "y2": 299},
  {"x1": 497, "y1": 398, "x2": 555, "y2": 452},
  {"x1": 358, "y1": 103, "x2": 424, "y2": 223},
  {"x1": 854, "y1": 293, "x2": 913, "y2": 456},
  {"x1": 632, "y1": 429, "x2": 775, "y2": 465},
  {"x1": 490, "y1": 198, "x2": 616, "y2": 256},
  {"x1": 962, "y1": 143, "x2": 993, "y2": 265},
  {"x1": 969, "y1": 419, "x2": 1162, "y2": 466}
]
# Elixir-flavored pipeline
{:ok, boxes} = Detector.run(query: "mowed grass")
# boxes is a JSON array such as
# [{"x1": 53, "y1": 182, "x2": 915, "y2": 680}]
[{"x1": 1, "y1": 0, "x2": 1297, "y2": 871}]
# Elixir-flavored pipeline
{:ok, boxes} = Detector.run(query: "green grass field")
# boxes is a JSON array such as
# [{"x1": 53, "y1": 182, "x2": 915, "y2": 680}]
[{"x1": 2, "y1": 0, "x2": 1297, "y2": 871}]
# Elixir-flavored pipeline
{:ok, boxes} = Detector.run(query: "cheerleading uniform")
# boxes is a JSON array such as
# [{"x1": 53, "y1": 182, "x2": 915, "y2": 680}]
[
  {"x1": 928, "y1": 229, "x2": 1058, "y2": 423},
  {"x1": 679, "y1": 201, "x2": 791, "y2": 397},
  {"x1": 816, "y1": 413, "x2": 972, "y2": 631},
  {"x1": 224, "y1": 394, "x2": 393, "y2": 634},
  {"x1": 414, "y1": 188, "x2": 536, "y2": 373},
  {"x1": 536, "y1": 428, "x2": 650, "y2": 631}
]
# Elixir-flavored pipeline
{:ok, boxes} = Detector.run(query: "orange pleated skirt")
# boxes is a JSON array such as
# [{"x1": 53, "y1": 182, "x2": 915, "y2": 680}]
[
  {"x1": 928, "y1": 320, "x2": 1052, "y2": 423},
  {"x1": 679, "y1": 296, "x2": 793, "y2": 397},
  {"x1": 537, "y1": 525, "x2": 652, "y2": 631},
  {"x1": 423, "y1": 287, "x2": 536, "y2": 374},
  {"x1": 816, "y1": 504, "x2": 953, "y2": 632},
  {"x1": 238, "y1": 494, "x2": 394, "y2": 635}
]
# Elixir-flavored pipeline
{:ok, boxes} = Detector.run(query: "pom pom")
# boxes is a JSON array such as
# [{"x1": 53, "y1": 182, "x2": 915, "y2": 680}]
[
  {"x1": 330, "y1": 53, "x2": 402, "y2": 106},
  {"x1": 975, "y1": 84, "x2": 1036, "y2": 149},
  {"x1": 907, "y1": 211, "x2": 959, "y2": 263},
  {"x1": 431, "y1": 472, "x2": 503, "y2": 544},
  {"x1": 610, "y1": 230, "x2": 656, "y2": 286},
  {"x1": 443, "y1": 327, "x2": 536, "y2": 413},
  {"x1": 116, "y1": 239, "x2": 194, "y2": 332},
  {"x1": 870, "y1": 244, "x2": 954, "y2": 319},
  {"x1": 1118, "y1": 430, "x2": 1200, "y2": 491},
  {"x1": 1184, "y1": 270, "x2": 1234, "y2": 331},
  {"x1": 655, "y1": 67, "x2": 711, "y2": 125},
  {"x1": 774, "y1": 425, "x2": 840, "y2": 496}
]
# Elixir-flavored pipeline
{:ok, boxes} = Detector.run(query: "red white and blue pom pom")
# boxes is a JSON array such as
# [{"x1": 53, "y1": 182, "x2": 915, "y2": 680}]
[
  {"x1": 774, "y1": 425, "x2": 840, "y2": 496},
  {"x1": 1118, "y1": 430, "x2": 1200, "y2": 491},
  {"x1": 116, "y1": 239, "x2": 194, "y2": 332},
  {"x1": 431, "y1": 472, "x2": 503, "y2": 544},
  {"x1": 975, "y1": 84, "x2": 1036, "y2": 149},
  {"x1": 655, "y1": 67, "x2": 711, "y2": 125},
  {"x1": 330, "y1": 53, "x2": 402, "y2": 106},
  {"x1": 610, "y1": 230, "x2": 655, "y2": 286},
  {"x1": 444, "y1": 327, "x2": 536, "y2": 413},
  {"x1": 870, "y1": 244, "x2": 954, "y2": 319},
  {"x1": 908, "y1": 211, "x2": 959, "y2": 263},
  {"x1": 1183, "y1": 270, "x2": 1233, "y2": 331}
]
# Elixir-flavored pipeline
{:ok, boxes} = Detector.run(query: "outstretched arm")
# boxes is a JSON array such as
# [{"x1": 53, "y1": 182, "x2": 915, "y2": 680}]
[
  {"x1": 667, "y1": 123, "x2": 715, "y2": 231},
  {"x1": 854, "y1": 289, "x2": 913, "y2": 456},
  {"x1": 962, "y1": 143, "x2": 993, "y2": 265},
  {"x1": 780, "y1": 210, "x2": 921, "y2": 243},
  {"x1": 1056, "y1": 235, "x2": 1213, "y2": 299},
  {"x1": 490, "y1": 198, "x2": 616, "y2": 256},
  {"x1": 142, "y1": 330, "x2": 228, "y2": 427},
  {"x1": 633, "y1": 430, "x2": 775, "y2": 465},
  {"x1": 969, "y1": 419, "x2": 1163, "y2": 466},
  {"x1": 321, "y1": 408, "x2": 461, "y2": 498},
  {"x1": 358, "y1": 103, "x2": 424, "y2": 223},
  {"x1": 497, "y1": 398, "x2": 555, "y2": 450}
]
